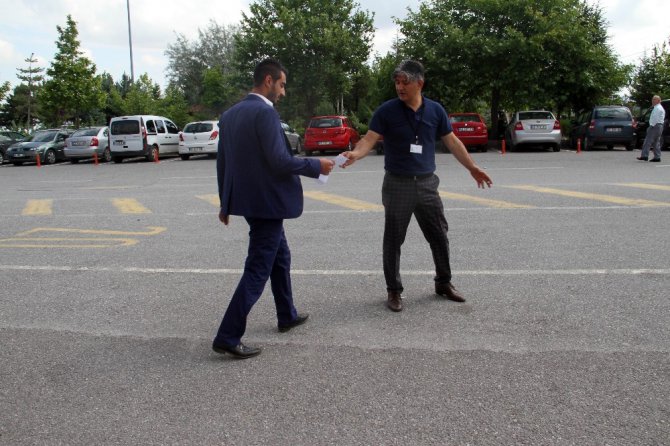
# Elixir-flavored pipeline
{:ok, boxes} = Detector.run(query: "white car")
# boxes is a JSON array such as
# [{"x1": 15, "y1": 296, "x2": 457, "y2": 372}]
[
  {"x1": 109, "y1": 115, "x2": 180, "y2": 163},
  {"x1": 281, "y1": 121, "x2": 302, "y2": 154},
  {"x1": 505, "y1": 110, "x2": 562, "y2": 152},
  {"x1": 178, "y1": 120, "x2": 219, "y2": 160}
]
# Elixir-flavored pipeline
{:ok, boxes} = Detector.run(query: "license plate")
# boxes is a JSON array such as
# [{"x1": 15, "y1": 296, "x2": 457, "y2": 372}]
[
  {"x1": 113, "y1": 140, "x2": 125, "y2": 146},
  {"x1": 459, "y1": 128, "x2": 474, "y2": 132},
  {"x1": 14, "y1": 154, "x2": 23, "y2": 158},
  {"x1": 530, "y1": 125, "x2": 547, "y2": 130},
  {"x1": 606, "y1": 127, "x2": 622, "y2": 133},
  {"x1": 317, "y1": 141, "x2": 332, "y2": 145},
  {"x1": 189, "y1": 147, "x2": 203, "y2": 152},
  {"x1": 72, "y1": 141, "x2": 87, "y2": 146}
]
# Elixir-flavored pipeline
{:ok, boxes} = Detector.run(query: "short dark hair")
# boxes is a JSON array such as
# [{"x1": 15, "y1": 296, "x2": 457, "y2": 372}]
[
  {"x1": 392, "y1": 60, "x2": 425, "y2": 82},
  {"x1": 253, "y1": 58, "x2": 287, "y2": 87}
]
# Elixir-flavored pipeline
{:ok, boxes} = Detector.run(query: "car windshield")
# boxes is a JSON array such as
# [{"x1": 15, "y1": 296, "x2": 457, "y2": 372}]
[
  {"x1": 184, "y1": 123, "x2": 214, "y2": 133},
  {"x1": 450, "y1": 115, "x2": 480, "y2": 123},
  {"x1": 519, "y1": 112, "x2": 554, "y2": 120},
  {"x1": 72, "y1": 128, "x2": 101, "y2": 137},
  {"x1": 310, "y1": 118, "x2": 342, "y2": 128},
  {"x1": 27, "y1": 131, "x2": 58, "y2": 142},
  {"x1": 594, "y1": 108, "x2": 631, "y2": 120},
  {"x1": 0, "y1": 135, "x2": 10, "y2": 142}
]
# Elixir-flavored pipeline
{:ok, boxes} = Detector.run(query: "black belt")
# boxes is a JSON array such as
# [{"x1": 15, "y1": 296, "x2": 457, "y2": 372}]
[{"x1": 387, "y1": 171, "x2": 434, "y2": 180}]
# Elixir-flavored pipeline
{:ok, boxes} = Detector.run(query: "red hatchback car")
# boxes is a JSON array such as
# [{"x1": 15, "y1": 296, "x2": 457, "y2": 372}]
[
  {"x1": 303, "y1": 115, "x2": 360, "y2": 155},
  {"x1": 449, "y1": 113, "x2": 489, "y2": 152}
]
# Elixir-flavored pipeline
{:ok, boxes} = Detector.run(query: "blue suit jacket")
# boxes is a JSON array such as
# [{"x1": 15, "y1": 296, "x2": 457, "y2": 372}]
[{"x1": 217, "y1": 94, "x2": 321, "y2": 219}]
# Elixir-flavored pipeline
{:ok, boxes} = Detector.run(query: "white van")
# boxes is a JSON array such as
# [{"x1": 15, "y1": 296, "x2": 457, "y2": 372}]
[{"x1": 109, "y1": 115, "x2": 180, "y2": 163}]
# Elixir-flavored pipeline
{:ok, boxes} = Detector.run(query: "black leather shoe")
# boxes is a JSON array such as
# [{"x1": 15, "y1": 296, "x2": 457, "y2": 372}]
[
  {"x1": 649, "y1": 158, "x2": 661, "y2": 162},
  {"x1": 278, "y1": 313, "x2": 309, "y2": 333},
  {"x1": 435, "y1": 282, "x2": 466, "y2": 302},
  {"x1": 637, "y1": 156, "x2": 648, "y2": 161},
  {"x1": 387, "y1": 291, "x2": 403, "y2": 312},
  {"x1": 212, "y1": 342, "x2": 261, "y2": 359}
]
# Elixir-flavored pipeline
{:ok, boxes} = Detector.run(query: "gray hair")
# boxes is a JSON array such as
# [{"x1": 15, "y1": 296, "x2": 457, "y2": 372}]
[{"x1": 392, "y1": 60, "x2": 425, "y2": 82}]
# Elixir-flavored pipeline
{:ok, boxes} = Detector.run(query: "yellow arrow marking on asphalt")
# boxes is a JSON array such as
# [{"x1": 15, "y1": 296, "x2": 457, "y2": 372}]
[
  {"x1": 303, "y1": 191, "x2": 384, "y2": 211},
  {"x1": 507, "y1": 185, "x2": 670, "y2": 206},
  {"x1": 112, "y1": 198, "x2": 151, "y2": 214},
  {"x1": 0, "y1": 226, "x2": 167, "y2": 249},
  {"x1": 438, "y1": 191, "x2": 534, "y2": 208},
  {"x1": 196, "y1": 194, "x2": 220, "y2": 206},
  {"x1": 22, "y1": 199, "x2": 53, "y2": 215},
  {"x1": 616, "y1": 183, "x2": 670, "y2": 192}
]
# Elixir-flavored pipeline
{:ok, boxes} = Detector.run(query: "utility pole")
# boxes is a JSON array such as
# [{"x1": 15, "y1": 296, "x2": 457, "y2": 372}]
[{"x1": 126, "y1": 0, "x2": 135, "y2": 83}]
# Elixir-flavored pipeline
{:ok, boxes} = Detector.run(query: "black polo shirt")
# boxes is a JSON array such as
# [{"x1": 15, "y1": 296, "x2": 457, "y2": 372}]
[{"x1": 369, "y1": 96, "x2": 452, "y2": 176}]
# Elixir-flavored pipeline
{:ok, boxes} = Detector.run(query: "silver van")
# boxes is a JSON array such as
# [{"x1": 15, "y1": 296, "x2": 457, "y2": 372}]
[{"x1": 109, "y1": 115, "x2": 180, "y2": 163}]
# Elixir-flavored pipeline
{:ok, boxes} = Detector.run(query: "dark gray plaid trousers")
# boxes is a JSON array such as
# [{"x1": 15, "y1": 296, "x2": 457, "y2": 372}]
[{"x1": 381, "y1": 172, "x2": 451, "y2": 293}]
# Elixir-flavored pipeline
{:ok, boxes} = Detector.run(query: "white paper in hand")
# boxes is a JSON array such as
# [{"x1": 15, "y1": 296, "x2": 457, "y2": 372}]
[
  {"x1": 316, "y1": 174, "x2": 329, "y2": 184},
  {"x1": 335, "y1": 154, "x2": 348, "y2": 167}
]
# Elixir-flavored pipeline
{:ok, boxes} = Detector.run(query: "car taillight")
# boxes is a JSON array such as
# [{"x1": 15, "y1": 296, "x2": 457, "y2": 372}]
[
  {"x1": 514, "y1": 122, "x2": 523, "y2": 131},
  {"x1": 210, "y1": 130, "x2": 219, "y2": 140},
  {"x1": 632, "y1": 118, "x2": 637, "y2": 129},
  {"x1": 90, "y1": 137, "x2": 99, "y2": 146},
  {"x1": 589, "y1": 120, "x2": 595, "y2": 131},
  {"x1": 179, "y1": 133, "x2": 184, "y2": 142},
  {"x1": 142, "y1": 126, "x2": 147, "y2": 139},
  {"x1": 553, "y1": 120, "x2": 561, "y2": 130}
]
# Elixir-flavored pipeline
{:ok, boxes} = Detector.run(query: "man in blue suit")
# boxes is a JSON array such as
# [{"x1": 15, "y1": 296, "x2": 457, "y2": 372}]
[{"x1": 212, "y1": 59, "x2": 335, "y2": 359}]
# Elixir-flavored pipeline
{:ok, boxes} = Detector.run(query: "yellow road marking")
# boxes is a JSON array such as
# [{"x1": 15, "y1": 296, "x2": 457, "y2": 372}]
[
  {"x1": 616, "y1": 183, "x2": 670, "y2": 192},
  {"x1": 304, "y1": 191, "x2": 383, "y2": 211},
  {"x1": 22, "y1": 199, "x2": 53, "y2": 215},
  {"x1": 112, "y1": 198, "x2": 151, "y2": 214},
  {"x1": 438, "y1": 191, "x2": 534, "y2": 209},
  {"x1": 15, "y1": 227, "x2": 167, "y2": 237},
  {"x1": 196, "y1": 194, "x2": 220, "y2": 206},
  {"x1": 0, "y1": 238, "x2": 138, "y2": 248},
  {"x1": 507, "y1": 185, "x2": 670, "y2": 207}
]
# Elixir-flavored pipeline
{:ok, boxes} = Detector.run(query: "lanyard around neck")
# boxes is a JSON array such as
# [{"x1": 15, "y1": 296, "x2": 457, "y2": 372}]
[{"x1": 403, "y1": 103, "x2": 424, "y2": 144}]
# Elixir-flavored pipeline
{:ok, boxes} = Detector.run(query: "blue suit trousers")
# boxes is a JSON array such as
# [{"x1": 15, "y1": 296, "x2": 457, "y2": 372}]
[{"x1": 214, "y1": 217, "x2": 298, "y2": 346}]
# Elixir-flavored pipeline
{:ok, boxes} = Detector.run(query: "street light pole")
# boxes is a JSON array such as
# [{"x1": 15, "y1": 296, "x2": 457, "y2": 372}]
[{"x1": 126, "y1": 0, "x2": 135, "y2": 83}]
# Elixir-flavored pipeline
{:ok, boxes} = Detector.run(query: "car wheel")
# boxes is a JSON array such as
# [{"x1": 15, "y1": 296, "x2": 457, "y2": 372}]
[
  {"x1": 553, "y1": 144, "x2": 560, "y2": 152},
  {"x1": 625, "y1": 139, "x2": 635, "y2": 151},
  {"x1": 347, "y1": 141, "x2": 353, "y2": 151},
  {"x1": 102, "y1": 147, "x2": 112, "y2": 162},
  {"x1": 146, "y1": 146, "x2": 158, "y2": 162},
  {"x1": 607, "y1": 144, "x2": 614, "y2": 150},
  {"x1": 70, "y1": 158, "x2": 79, "y2": 164},
  {"x1": 0, "y1": 152, "x2": 4, "y2": 164},
  {"x1": 480, "y1": 145, "x2": 488, "y2": 153},
  {"x1": 296, "y1": 140, "x2": 302, "y2": 155},
  {"x1": 582, "y1": 136, "x2": 589, "y2": 151},
  {"x1": 13, "y1": 162, "x2": 23, "y2": 166},
  {"x1": 44, "y1": 149, "x2": 56, "y2": 165},
  {"x1": 112, "y1": 157, "x2": 123, "y2": 164},
  {"x1": 180, "y1": 154, "x2": 190, "y2": 161}
]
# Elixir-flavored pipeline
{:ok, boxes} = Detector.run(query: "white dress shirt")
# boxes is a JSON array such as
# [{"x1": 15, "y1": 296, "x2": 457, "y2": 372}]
[{"x1": 650, "y1": 103, "x2": 665, "y2": 126}]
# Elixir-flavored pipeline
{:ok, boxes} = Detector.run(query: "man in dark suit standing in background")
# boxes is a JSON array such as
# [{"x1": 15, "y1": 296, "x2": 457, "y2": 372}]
[{"x1": 212, "y1": 59, "x2": 335, "y2": 359}]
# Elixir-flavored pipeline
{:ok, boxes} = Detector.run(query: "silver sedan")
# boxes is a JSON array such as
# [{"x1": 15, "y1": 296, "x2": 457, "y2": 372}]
[{"x1": 505, "y1": 110, "x2": 562, "y2": 152}]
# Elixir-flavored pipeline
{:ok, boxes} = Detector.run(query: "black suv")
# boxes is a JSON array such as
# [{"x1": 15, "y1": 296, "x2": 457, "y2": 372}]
[
  {"x1": 635, "y1": 99, "x2": 670, "y2": 150},
  {"x1": 570, "y1": 105, "x2": 635, "y2": 151}
]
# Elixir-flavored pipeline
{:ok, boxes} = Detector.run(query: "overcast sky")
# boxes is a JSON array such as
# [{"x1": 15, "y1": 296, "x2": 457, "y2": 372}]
[{"x1": 1, "y1": 0, "x2": 669, "y2": 92}]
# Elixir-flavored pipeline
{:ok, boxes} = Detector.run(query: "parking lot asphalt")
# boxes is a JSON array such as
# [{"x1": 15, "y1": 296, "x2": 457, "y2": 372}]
[{"x1": 1, "y1": 148, "x2": 669, "y2": 445}]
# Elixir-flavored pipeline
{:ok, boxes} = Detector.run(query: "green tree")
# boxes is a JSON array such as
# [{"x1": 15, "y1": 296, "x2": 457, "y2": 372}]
[
  {"x1": 16, "y1": 53, "x2": 44, "y2": 127},
  {"x1": 630, "y1": 39, "x2": 670, "y2": 107},
  {"x1": 235, "y1": 0, "x2": 375, "y2": 121},
  {"x1": 122, "y1": 73, "x2": 161, "y2": 115},
  {"x1": 397, "y1": 0, "x2": 629, "y2": 130},
  {"x1": 40, "y1": 15, "x2": 104, "y2": 126},
  {"x1": 0, "y1": 84, "x2": 34, "y2": 129},
  {"x1": 157, "y1": 84, "x2": 191, "y2": 128},
  {"x1": 0, "y1": 81, "x2": 10, "y2": 104}
]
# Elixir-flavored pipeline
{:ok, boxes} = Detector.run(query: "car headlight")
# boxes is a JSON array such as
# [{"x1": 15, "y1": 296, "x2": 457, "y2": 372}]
[{"x1": 35, "y1": 144, "x2": 48, "y2": 152}]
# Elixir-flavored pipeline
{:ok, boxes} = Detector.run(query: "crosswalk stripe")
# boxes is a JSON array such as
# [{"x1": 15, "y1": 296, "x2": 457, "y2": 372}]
[
  {"x1": 22, "y1": 199, "x2": 53, "y2": 215},
  {"x1": 196, "y1": 194, "x2": 220, "y2": 206},
  {"x1": 111, "y1": 198, "x2": 151, "y2": 214},
  {"x1": 616, "y1": 183, "x2": 670, "y2": 192},
  {"x1": 439, "y1": 191, "x2": 534, "y2": 208},
  {"x1": 507, "y1": 185, "x2": 670, "y2": 207},
  {"x1": 304, "y1": 191, "x2": 383, "y2": 211}
]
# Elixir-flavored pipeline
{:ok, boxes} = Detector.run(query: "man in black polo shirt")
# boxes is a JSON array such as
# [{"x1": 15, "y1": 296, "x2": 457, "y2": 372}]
[{"x1": 341, "y1": 60, "x2": 492, "y2": 312}]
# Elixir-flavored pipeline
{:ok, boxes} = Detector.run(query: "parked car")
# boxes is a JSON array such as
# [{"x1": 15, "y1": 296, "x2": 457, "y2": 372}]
[
  {"x1": 634, "y1": 99, "x2": 670, "y2": 150},
  {"x1": 64, "y1": 126, "x2": 110, "y2": 163},
  {"x1": 109, "y1": 115, "x2": 180, "y2": 163},
  {"x1": 0, "y1": 131, "x2": 27, "y2": 164},
  {"x1": 303, "y1": 115, "x2": 360, "y2": 155},
  {"x1": 179, "y1": 120, "x2": 219, "y2": 160},
  {"x1": 449, "y1": 113, "x2": 489, "y2": 152},
  {"x1": 281, "y1": 121, "x2": 302, "y2": 154},
  {"x1": 505, "y1": 110, "x2": 561, "y2": 152},
  {"x1": 5, "y1": 129, "x2": 72, "y2": 165},
  {"x1": 569, "y1": 105, "x2": 635, "y2": 151}
]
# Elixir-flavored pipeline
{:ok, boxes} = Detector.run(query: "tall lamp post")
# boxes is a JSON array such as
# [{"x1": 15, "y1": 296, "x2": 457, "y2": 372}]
[{"x1": 126, "y1": 0, "x2": 135, "y2": 83}]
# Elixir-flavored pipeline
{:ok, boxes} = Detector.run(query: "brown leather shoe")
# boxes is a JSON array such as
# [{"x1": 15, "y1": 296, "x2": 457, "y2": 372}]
[
  {"x1": 387, "y1": 291, "x2": 403, "y2": 312},
  {"x1": 435, "y1": 282, "x2": 466, "y2": 302}
]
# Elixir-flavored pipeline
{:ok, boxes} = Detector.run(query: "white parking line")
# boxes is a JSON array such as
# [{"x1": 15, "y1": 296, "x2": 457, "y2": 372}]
[{"x1": 2, "y1": 265, "x2": 668, "y2": 276}]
